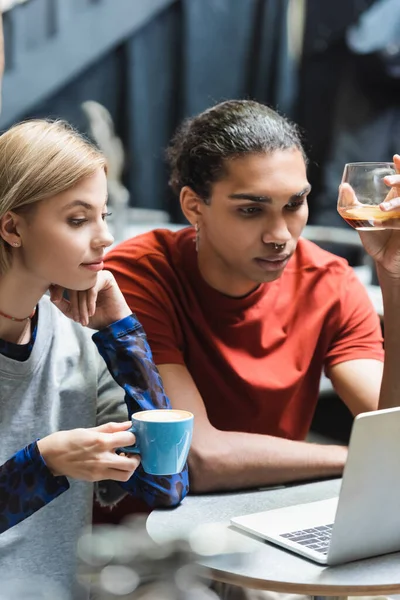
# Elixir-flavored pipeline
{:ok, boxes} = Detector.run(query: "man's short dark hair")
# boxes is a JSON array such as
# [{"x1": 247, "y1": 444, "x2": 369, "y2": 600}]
[{"x1": 166, "y1": 99, "x2": 306, "y2": 201}]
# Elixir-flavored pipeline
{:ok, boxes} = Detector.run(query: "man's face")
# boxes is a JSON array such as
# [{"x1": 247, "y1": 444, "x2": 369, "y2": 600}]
[
  {"x1": 13, "y1": 168, "x2": 114, "y2": 291},
  {"x1": 198, "y1": 149, "x2": 310, "y2": 296}
]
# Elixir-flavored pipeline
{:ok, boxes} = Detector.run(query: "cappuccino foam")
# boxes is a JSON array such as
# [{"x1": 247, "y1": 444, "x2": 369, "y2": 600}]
[{"x1": 133, "y1": 409, "x2": 192, "y2": 423}]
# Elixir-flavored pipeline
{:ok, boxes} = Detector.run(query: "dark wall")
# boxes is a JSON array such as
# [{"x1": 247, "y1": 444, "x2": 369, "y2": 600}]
[
  {"x1": 1, "y1": 0, "x2": 298, "y2": 219},
  {"x1": 0, "y1": 0, "x2": 176, "y2": 127},
  {"x1": 4, "y1": 0, "x2": 394, "y2": 224}
]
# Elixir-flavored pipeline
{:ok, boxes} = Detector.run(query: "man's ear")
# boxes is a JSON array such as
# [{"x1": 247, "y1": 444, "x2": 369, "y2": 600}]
[
  {"x1": 0, "y1": 212, "x2": 22, "y2": 248},
  {"x1": 180, "y1": 186, "x2": 206, "y2": 226}
]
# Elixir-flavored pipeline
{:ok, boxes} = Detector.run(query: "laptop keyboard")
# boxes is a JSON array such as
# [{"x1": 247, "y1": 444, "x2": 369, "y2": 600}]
[{"x1": 279, "y1": 524, "x2": 333, "y2": 554}]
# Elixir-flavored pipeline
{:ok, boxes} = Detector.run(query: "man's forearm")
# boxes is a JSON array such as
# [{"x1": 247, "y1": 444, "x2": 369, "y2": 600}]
[
  {"x1": 189, "y1": 429, "x2": 347, "y2": 493},
  {"x1": 377, "y1": 271, "x2": 400, "y2": 409}
]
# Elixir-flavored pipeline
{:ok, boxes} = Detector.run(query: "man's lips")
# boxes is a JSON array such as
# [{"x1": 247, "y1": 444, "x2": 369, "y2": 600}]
[
  {"x1": 256, "y1": 254, "x2": 291, "y2": 262},
  {"x1": 254, "y1": 254, "x2": 291, "y2": 272}
]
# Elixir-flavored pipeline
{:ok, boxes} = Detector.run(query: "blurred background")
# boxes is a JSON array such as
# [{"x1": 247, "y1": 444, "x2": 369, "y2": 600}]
[
  {"x1": 1, "y1": 0, "x2": 399, "y2": 229},
  {"x1": 0, "y1": 0, "x2": 399, "y2": 449}
]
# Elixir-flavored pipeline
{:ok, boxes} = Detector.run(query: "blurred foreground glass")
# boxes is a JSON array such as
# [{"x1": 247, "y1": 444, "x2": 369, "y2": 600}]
[
  {"x1": 337, "y1": 162, "x2": 396, "y2": 230},
  {"x1": 77, "y1": 516, "x2": 253, "y2": 599}
]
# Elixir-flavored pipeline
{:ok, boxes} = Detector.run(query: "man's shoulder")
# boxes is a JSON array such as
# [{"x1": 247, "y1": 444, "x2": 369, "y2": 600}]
[
  {"x1": 294, "y1": 237, "x2": 352, "y2": 274},
  {"x1": 105, "y1": 227, "x2": 190, "y2": 271}
]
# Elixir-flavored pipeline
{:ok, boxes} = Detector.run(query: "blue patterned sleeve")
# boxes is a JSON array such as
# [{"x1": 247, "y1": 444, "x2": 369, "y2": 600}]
[
  {"x1": 0, "y1": 442, "x2": 69, "y2": 534},
  {"x1": 92, "y1": 315, "x2": 189, "y2": 508}
]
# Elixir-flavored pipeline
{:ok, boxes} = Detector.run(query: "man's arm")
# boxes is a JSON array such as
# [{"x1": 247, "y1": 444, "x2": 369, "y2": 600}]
[
  {"x1": 105, "y1": 246, "x2": 383, "y2": 494},
  {"x1": 355, "y1": 156, "x2": 400, "y2": 410},
  {"x1": 327, "y1": 358, "x2": 382, "y2": 415},
  {"x1": 377, "y1": 277, "x2": 400, "y2": 410},
  {"x1": 158, "y1": 363, "x2": 347, "y2": 493}
]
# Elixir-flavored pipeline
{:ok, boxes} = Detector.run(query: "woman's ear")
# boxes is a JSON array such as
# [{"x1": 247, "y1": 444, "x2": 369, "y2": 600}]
[
  {"x1": 180, "y1": 186, "x2": 205, "y2": 226},
  {"x1": 0, "y1": 212, "x2": 22, "y2": 248}
]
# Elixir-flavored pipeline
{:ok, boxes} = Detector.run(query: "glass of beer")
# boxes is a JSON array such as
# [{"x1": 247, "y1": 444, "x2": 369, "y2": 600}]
[{"x1": 337, "y1": 162, "x2": 396, "y2": 230}]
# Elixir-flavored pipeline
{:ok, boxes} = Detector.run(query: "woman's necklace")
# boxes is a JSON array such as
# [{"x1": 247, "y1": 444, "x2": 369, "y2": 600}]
[
  {"x1": 0, "y1": 307, "x2": 36, "y2": 322},
  {"x1": 0, "y1": 306, "x2": 36, "y2": 345}
]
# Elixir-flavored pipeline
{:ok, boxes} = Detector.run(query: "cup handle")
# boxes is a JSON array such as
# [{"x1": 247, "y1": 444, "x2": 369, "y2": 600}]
[{"x1": 118, "y1": 424, "x2": 140, "y2": 454}]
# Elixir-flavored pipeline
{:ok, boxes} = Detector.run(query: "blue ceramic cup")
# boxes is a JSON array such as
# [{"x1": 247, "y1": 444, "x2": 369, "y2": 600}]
[{"x1": 120, "y1": 409, "x2": 194, "y2": 475}]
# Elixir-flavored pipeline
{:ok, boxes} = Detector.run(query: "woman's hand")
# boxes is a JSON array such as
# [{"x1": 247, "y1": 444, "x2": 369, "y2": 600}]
[
  {"x1": 37, "y1": 422, "x2": 140, "y2": 482},
  {"x1": 49, "y1": 270, "x2": 131, "y2": 330},
  {"x1": 355, "y1": 154, "x2": 400, "y2": 280}
]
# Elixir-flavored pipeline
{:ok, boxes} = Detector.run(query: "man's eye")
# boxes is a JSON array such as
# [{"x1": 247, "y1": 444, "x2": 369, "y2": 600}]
[
  {"x1": 238, "y1": 206, "x2": 262, "y2": 216},
  {"x1": 286, "y1": 199, "x2": 306, "y2": 211}
]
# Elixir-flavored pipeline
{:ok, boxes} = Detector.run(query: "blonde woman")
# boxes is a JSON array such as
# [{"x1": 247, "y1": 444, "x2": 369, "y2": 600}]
[{"x1": 0, "y1": 119, "x2": 188, "y2": 597}]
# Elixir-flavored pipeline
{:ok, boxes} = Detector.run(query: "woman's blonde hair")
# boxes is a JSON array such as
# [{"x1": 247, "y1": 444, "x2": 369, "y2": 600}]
[{"x1": 0, "y1": 118, "x2": 106, "y2": 273}]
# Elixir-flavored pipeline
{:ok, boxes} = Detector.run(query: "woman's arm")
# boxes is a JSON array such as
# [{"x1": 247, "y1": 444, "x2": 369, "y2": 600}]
[
  {"x1": 0, "y1": 442, "x2": 69, "y2": 534},
  {"x1": 50, "y1": 271, "x2": 189, "y2": 507},
  {"x1": 93, "y1": 314, "x2": 189, "y2": 508}
]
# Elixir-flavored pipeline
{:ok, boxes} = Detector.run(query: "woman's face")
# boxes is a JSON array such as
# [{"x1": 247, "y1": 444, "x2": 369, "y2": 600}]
[{"x1": 13, "y1": 168, "x2": 114, "y2": 291}]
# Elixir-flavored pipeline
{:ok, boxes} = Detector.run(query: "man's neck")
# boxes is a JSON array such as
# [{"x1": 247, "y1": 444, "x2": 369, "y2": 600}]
[{"x1": 196, "y1": 247, "x2": 260, "y2": 298}]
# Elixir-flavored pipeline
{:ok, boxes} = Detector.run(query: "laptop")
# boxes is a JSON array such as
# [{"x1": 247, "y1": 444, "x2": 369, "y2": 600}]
[{"x1": 231, "y1": 406, "x2": 400, "y2": 565}]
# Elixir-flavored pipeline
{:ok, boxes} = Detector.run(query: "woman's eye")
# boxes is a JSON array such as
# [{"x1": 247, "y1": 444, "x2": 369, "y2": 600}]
[
  {"x1": 238, "y1": 206, "x2": 262, "y2": 216},
  {"x1": 102, "y1": 212, "x2": 112, "y2": 220},
  {"x1": 68, "y1": 218, "x2": 87, "y2": 227}
]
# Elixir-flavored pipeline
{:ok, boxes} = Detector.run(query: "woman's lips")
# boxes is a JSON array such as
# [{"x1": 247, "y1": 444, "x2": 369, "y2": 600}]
[{"x1": 81, "y1": 261, "x2": 104, "y2": 272}]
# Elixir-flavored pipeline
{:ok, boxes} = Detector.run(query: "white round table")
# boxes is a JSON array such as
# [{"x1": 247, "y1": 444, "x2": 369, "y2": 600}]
[{"x1": 147, "y1": 479, "x2": 400, "y2": 599}]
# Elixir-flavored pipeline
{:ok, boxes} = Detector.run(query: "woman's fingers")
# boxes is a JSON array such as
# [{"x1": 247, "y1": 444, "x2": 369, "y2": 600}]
[
  {"x1": 78, "y1": 290, "x2": 90, "y2": 326},
  {"x1": 94, "y1": 421, "x2": 132, "y2": 433},
  {"x1": 38, "y1": 427, "x2": 141, "y2": 482},
  {"x1": 67, "y1": 289, "x2": 79, "y2": 322},
  {"x1": 50, "y1": 283, "x2": 99, "y2": 325},
  {"x1": 50, "y1": 271, "x2": 129, "y2": 330},
  {"x1": 109, "y1": 452, "x2": 141, "y2": 472},
  {"x1": 49, "y1": 284, "x2": 63, "y2": 303},
  {"x1": 104, "y1": 430, "x2": 137, "y2": 450},
  {"x1": 87, "y1": 285, "x2": 98, "y2": 318},
  {"x1": 105, "y1": 462, "x2": 141, "y2": 482},
  {"x1": 68, "y1": 289, "x2": 91, "y2": 325},
  {"x1": 49, "y1": 286, "x2": 72, "y2": 317}
]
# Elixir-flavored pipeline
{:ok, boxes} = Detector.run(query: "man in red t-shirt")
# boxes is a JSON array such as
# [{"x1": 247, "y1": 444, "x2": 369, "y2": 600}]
[{"x1": 106, "y1": 100, "x2": 400, "y2": 494}]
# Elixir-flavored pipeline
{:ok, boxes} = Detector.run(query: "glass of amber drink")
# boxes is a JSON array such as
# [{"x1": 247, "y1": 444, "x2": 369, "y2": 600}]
[{"x1": 338, "y1": 162, "x2": 396, "y2": 230}]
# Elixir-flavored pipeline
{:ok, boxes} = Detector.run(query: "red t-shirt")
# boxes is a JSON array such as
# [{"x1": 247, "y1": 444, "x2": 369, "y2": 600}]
[{"x1": 105, "y1": 228, "x2": 384, "y2": 441}]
